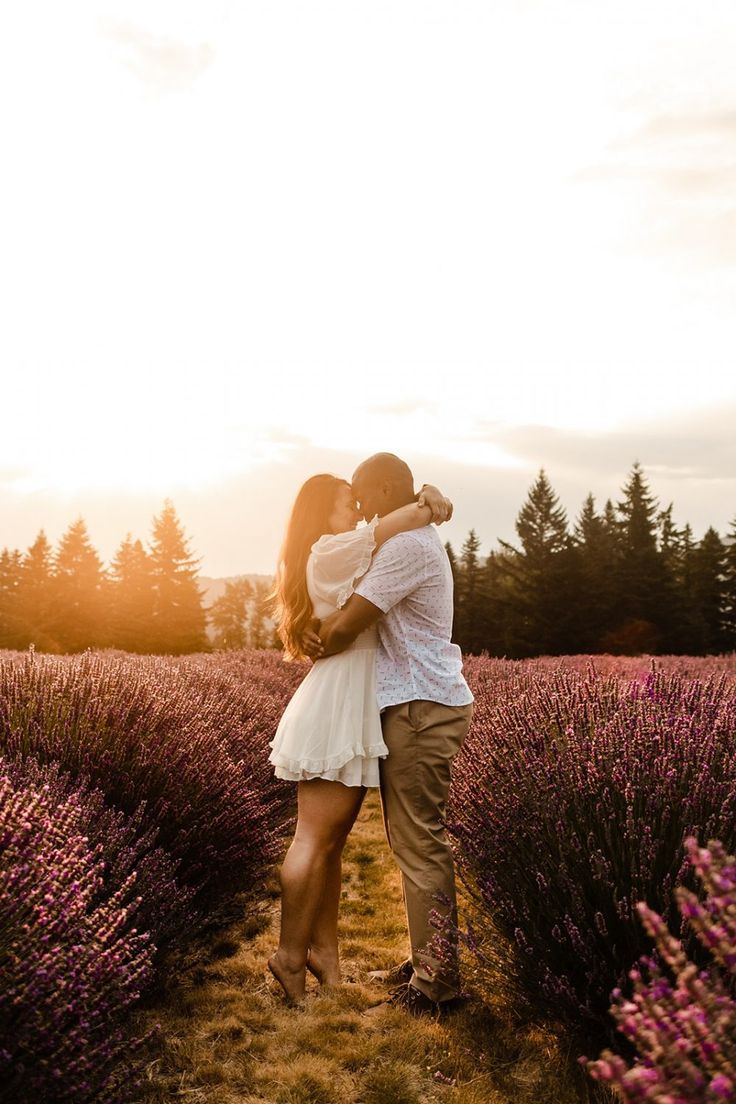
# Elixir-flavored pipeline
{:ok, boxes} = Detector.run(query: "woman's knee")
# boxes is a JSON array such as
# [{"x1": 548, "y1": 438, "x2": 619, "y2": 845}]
[{"x1": 293, "y1": 823, "x2": 350, "y2": 855}]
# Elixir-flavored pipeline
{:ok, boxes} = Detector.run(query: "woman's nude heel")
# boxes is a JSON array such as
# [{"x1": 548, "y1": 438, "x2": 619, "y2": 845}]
[
  {"x1": 267, "y1": 951, "x2": 306, "y2": 1004},
  {"x1": 306, "y1": 948, "x2": 340, "y2": 988}
]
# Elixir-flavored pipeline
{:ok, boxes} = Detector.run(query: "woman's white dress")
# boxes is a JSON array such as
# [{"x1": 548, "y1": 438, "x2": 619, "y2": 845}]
[{"x1": 268, "y1": 516, "x2": 388, "y2": 788}]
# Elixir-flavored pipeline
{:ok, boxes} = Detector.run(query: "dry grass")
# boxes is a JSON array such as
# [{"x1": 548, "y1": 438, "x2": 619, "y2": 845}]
[{"x1": 135, "y1": 793, "x2": 595, "y2": 1103}]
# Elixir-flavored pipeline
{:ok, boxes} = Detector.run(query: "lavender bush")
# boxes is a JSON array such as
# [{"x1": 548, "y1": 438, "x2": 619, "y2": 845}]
[
  {"x1": 2, "y1": 754, "x2": 196, "y2": 948},
  {"x1": 0, "y1": 647, "x2": 300, "y2": 1100},
  {"x1": 0, "y1": 769, "x2": 155, "y2": 1104},
  {"x1": 448, "y1": 663, "x2": 736, "y2": 1045},
  {"x1": 587, "y1": 836, "x2": 736, "y2": 1102},
  {"x1": 0, "y1": 648, "x2": 295, "y2": 918}
]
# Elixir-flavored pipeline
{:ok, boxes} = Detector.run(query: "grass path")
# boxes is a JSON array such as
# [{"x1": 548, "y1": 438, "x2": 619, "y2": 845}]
[{"x1": 138, "y1": 793, "x2": 589, "y2": 1104}]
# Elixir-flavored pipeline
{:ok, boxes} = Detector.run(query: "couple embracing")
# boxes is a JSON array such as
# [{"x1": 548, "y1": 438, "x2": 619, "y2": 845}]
[{"x1": 267, "y1": 452, "x2": 474, "y2": 1016}]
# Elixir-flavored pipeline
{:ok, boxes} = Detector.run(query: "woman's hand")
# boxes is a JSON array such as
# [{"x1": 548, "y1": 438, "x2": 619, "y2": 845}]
[
  {"x1": 301, "y1": 616, "x2": 324, "y2": 659},
  {"x1": 417, "y1": 484, "x2": 453, "y2": 524},
  {"x1": 302, "y1": 628, "x2": 324, "y2": 659}
]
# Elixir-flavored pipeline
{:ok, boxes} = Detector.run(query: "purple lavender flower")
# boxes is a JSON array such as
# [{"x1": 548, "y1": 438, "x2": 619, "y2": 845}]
[
  {"x1": 0, "y1": 648, "x2": 296, "y2": 917},
  {"x1": 0, "y1": 770, "x2": 155, "y2": 1103},
  {"x1": 588, "y1": 837, "x2": 736, "y2": 1103}
]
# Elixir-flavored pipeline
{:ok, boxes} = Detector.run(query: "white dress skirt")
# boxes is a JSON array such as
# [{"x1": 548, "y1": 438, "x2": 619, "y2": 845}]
[{"x1": 268, "y1": 515, "x2": 388, "y2": 788}]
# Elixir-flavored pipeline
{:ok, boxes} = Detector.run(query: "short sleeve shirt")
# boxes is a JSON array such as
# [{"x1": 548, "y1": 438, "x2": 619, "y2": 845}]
[{"x1": 353, "y1": 526, "x2": 474, "y2": 710}]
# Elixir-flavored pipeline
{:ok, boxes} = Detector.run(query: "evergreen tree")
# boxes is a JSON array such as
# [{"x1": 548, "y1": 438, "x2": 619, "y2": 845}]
[
  {"x1": 514, "y1": 469, "x2": 569, "y2": 560},
  {"x1": 481, "y1": 548, "x2": 518, "y2": 657},
  {"x1": 498, "y1": 469, "x2": 574, "y2": 656},
  {"x1": 606, "y1": 462, "x2": 667, "y2": 653},
  {"x1": 657, "y1": 503, "x2": 679, "y2": 569},
  {"x1": 50, "y1": 519, "x2": 108, "y2": 653},
  {"x1": 0, "y1": 548, "x2": 24, "y2": 649},
  {"x1": 679, "y1": 524, "x2": 707, "y2": 653},
  {"x1": 617, "y1": 462, "x2": 659, "y2": 553},
  {"x1": 691, "y1": 527, "x2": 728, "y2": 654},
  {"x1": 108, "y1": 534, "x2": 157, "y2": 653},
  {"x1": 656, "y1": 505, "x2": 702, "y2": 653},
  {"x1": 248, "y1": 578, "x2": 273, "y2": 649},
  {"x1": 571, "y1": 494, "x2": 619, "y2": 652},
  {"x1": 722, "y1": 517, "x2": 736, "y2": 651},
  {"x1": 148, "y1": 500, "x2": 209, "y2": 655},
  {"x1": 208, "y1": 577, "x2": 253, "y2": 650},
  {"x1": 454, "y1": 530, "x2": 489, "y2": 654},
  {"x1": 16, "y1": 531, "x2": 58, "y2": 651},
  {"x1": 574, "y1": 492, "x2": 602, "y2": 546},
  {"x1": 601, "y1": 497, "x2": 624, "y2": 558},
  {"x1": 602, "y1": 498, "x2": 619, "y2": 535}
]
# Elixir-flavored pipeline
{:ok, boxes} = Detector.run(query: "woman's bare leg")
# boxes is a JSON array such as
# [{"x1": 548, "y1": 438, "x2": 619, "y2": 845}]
[
  {"x1": 268, "y1": 779, "x2": 365, "y2": 1001},
  {"x1": 306, "y1": 851, "x2": 343, "y2": 986},
  {"x1": 307, "y1": 784, "x2": 365, "y2": 985}
]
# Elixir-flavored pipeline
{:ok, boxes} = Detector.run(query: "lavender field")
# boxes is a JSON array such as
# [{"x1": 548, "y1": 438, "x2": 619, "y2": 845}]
[
  {"x1": 450, "y1": 653, "x2": 736, "y2": 1101},
  {"x1": 1, "y1": 648, "x2": 736, "y2": 1102},
  {"x1": 0, "y1": 648, "x2": 301, "y2": 1102}
]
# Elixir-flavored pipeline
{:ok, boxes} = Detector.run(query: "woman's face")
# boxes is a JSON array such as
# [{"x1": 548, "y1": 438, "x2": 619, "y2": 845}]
[{"x1": 327, "y1": 483, "x2": 362, "y2": 534}]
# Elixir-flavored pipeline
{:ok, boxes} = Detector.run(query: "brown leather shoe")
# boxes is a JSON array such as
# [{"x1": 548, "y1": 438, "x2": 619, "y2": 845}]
[
  {"x1": 386, "y1": 983, "x2": 439, "y2": 1017},
  {"x1": 366, "y1": 959, "x2": 413, "y2": 986},
  {"x1": 387, "y1": 983, "x2": 470, "y2": 1019}
]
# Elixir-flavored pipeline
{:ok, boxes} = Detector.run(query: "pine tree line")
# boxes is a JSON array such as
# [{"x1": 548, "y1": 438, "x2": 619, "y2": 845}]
[
  {"x1": 4, "y1": 464, "x2": 734, "y2": 658},
  {"x1": 448, "y1": 463, "x2": 736, "y2": 657},
  {"x1": 0, "y1": 500, "x2": 274, "y2": 655}
]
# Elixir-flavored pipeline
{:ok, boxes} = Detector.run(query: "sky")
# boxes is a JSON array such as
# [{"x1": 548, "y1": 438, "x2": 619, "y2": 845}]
[{"x1": 1, "y1": 1, "x2": 735, "y2": 575}]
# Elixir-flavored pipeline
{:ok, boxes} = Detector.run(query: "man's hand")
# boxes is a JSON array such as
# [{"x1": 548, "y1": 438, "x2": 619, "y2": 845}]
[
  {"x1": 307, "y1": 599, "x2": 382, "y2": 659},
  {"x1": 417, "y1": 484, "x2": 453, "y2": 523}
]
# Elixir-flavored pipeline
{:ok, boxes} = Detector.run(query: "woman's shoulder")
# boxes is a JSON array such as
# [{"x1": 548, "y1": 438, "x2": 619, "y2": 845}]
[{"x1": 310, "y1": 516, "x2": 380, "y2": 557}]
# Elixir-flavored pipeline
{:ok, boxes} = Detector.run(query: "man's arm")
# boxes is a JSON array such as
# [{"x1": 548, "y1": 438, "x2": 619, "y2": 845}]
[
  {"x1": 302, "y1": 531, "x2": 427, "y2": 659},
  {"x1": 311, "y1": 593, "x2": 383, "y2": 658}
]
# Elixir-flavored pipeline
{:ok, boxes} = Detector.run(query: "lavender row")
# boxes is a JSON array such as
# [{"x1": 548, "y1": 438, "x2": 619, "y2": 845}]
[
  {"x1": 0, "y1": 647, "x2": 302, "y2": 1101},
  {"x1": 448, "y1": 659, "x2": 736, "y2": 1051},
  {"x1": 0, "y1": 769, "x2": 155, "y2": 1103},
  {"x1": 0, "y1": 648, "x2": 296, "y2": 917}
]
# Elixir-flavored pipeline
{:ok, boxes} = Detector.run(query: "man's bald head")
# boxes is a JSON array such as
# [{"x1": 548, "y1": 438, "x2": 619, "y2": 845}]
[{"x1": 351, "y1": 452, "x2": 416, "y2": 519}]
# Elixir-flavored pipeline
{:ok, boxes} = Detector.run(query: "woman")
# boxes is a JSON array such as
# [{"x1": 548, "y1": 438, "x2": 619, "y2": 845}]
[{"x1": 267, "y1": 473, "x2": 451, "y2": 1002}]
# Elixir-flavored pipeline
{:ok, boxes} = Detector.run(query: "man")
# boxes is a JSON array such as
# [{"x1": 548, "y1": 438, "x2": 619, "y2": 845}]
[{"x1": 303, "y1": 452, "x2": 474, "y2": 1016}]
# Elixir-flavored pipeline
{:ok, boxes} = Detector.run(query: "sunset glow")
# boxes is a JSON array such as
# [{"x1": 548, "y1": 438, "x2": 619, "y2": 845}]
[{"x1": 2, "y1": 1, "x2": 735, "y2": 573}]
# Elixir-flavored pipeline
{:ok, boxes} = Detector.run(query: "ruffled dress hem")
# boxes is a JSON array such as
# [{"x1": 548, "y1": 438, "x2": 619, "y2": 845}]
[
  {"x1": 272, "y1": 750, "x2": 387, "y2": 787},
  {"x1": 268, "y1": 741, "x2": 389, "y2": 775}
]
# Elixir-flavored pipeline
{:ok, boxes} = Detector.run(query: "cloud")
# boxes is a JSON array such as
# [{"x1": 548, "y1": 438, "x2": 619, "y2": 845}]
[
  {"x1": 102, "y1": 20, "x2": 215, "y2": 91},
  {"x1": 257, "y1": 427, "x2": 312, "y2": 448},
  {"x1": 577, "y1": 108, "x2": 736, "y2": 266},
  {"x1": 579, "y1": 162, "x2": 736, "y2": 199},
  {"x1": 471, "y1": 404, "x2": 736, "y2": 482},
  {"x1": 0, "y1": 465, "x2": 33, "y2": 490},
  {"x1": 618, "y1": 111, "x2": 736, "y2": 146},
  {"x1": 368, "y1": 400, "x2": 436, "y2": 416}
]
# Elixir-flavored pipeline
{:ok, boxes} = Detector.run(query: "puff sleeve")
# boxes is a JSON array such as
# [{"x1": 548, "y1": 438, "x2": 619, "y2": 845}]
[{"x1": 308, "y1": 515, "x2": 380, "y2": 610}]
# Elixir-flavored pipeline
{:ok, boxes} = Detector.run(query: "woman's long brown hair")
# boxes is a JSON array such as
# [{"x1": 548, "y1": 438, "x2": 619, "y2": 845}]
[{"x1": 268, "y1": 474, "x2": 349, "y2": 661}]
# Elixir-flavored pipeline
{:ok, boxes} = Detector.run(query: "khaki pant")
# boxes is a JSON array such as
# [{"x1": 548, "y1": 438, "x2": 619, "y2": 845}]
[{"x1": 378, "y1": 699, "x2": 474, "y2": 1002}]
